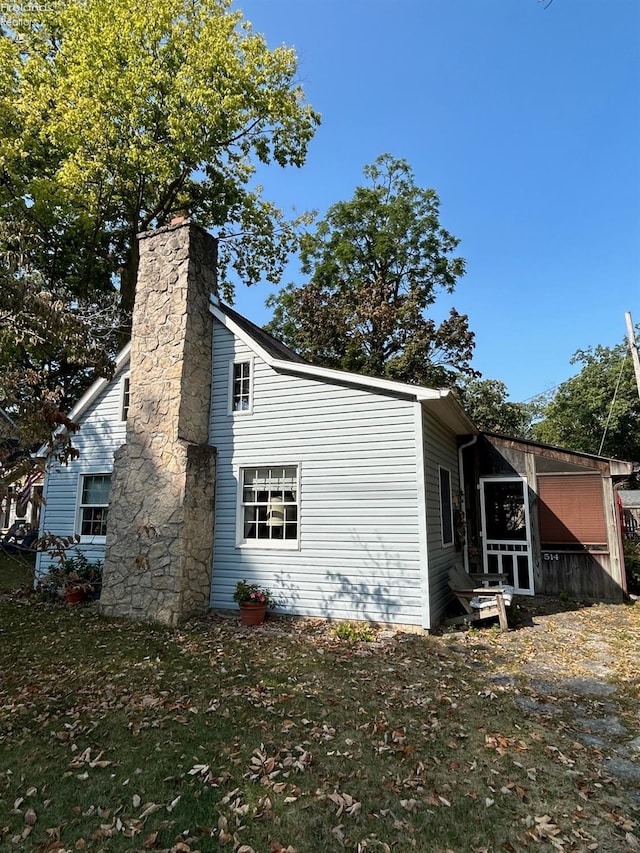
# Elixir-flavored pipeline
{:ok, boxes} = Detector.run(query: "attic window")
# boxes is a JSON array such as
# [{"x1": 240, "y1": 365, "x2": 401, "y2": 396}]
[
  {"x1": 121, "y1": 375, "x2": 130, "y2": 421},
  {"x1": 231, "y1": 360, "x2": 252, "y2": 413}
]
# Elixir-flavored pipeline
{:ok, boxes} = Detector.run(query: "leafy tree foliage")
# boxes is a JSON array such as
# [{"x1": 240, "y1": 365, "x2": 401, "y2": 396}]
[
  {"x1": 0, "y1": 0, "x2": 319, "y2": 512},
  {"x1": 0, "y1": 0, "x2": 320, "y2": 317},
  {"x1": 455, "y1": 379, "x2": 534, "y2": 437},
  {"x1": 532, "y1": 339, "x2": 640, "y2": 461},
  {"x1": 266, "y1": 155, "x2": 476, "y2": 388},
  {"x1": 0, "y1": 223, "x2": 116, "y2": 495}
]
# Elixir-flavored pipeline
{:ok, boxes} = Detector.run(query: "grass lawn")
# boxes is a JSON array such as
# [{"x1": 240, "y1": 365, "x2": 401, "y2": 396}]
[
  {"x1": 0, "y1": 550, "x2": 34, "y2": 591},
  {"x1": 0, "y1": 575, "x2": 639, "y2": 852}
]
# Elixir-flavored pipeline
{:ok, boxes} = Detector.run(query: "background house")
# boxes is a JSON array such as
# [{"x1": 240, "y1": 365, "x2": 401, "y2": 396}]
[{"x1": 1, "y1": 407, "x2": 43, "y2": 536}]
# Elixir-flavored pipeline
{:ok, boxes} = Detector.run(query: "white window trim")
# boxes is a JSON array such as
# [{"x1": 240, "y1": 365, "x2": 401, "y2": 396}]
[
  {"x1": 76, "y1": 471, "x2": 112, "y2": 544},
  {"x1": 235, "y1": 463, "x2": 300, "y2": 550},
  {"x1": 438, "y1": 464, "x2": 454, "y2": 548},
  {"x1": 120, "y1": 373, "x2": 130, "y2": 422},
  {"x1": 228, "y1": 358, "x2": 254, "y2": 415}
]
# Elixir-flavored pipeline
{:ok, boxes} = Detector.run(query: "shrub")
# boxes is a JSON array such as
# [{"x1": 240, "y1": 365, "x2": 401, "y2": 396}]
[{"x1": 332, "y1": 621, "x2": 376, "y2": 643}]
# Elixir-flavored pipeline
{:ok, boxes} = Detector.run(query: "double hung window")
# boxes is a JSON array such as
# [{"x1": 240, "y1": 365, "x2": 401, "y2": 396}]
[
  {"x1": 232, "y1": 361, "x2": 252, "y2": 412},
  {"x1": 239, "y1": 466, "x2": 298, "y2": 547},
  {"x1": 79, "y1": 474, "x2": 111, "y2": 537},
  {"x1": 121, "y1": 375, "x2": 130, "y2": 421}
]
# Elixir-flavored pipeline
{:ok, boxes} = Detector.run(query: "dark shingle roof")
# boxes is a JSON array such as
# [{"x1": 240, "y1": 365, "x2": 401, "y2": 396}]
[{"x1": 219, "y1": 302, "x2": 307, "y2": 364}]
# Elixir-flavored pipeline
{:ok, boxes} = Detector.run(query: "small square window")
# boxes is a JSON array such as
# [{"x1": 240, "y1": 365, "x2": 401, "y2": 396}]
[
  {"x1": 231, "y1": 361, "x2": 251, "y2": 413},
  {"x1": 79, "y1": 474, "x2": 111, "y2": 537},
  {"x1": 239, "y1": 466, "x2": 298, "y2": 547}
]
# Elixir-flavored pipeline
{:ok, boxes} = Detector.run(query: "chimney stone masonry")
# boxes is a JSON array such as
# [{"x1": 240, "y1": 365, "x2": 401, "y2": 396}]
[{"x1": 100, "y1": 220, "x2": 217, "y2": 625}]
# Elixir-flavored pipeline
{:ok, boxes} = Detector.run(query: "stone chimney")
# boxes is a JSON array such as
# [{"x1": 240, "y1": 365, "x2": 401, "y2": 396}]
[{"x1": 100, "y1": 220, "x2": 217, "y2": 625}]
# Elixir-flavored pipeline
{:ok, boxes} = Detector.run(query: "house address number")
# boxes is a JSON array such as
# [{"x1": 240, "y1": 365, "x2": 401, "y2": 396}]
[{"x1": 542, "y1": 552, "x2": 560, "y2": 561}]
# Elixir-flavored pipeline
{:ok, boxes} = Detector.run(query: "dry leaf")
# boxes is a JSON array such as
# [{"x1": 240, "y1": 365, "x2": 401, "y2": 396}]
[
  {"x1": 138, "y1": 803, "x2": 162, "y2": 820},
  {"x1": 166, "y1": 795, "x2": 181, "y2": 812}
]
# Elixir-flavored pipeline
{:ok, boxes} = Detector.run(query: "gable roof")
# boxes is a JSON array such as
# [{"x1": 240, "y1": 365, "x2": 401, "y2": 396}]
[
  {"x1": 218, "y1": 302, "x2": 306, "y2": 364},
  {"x1": 52, "y1": 299, "x2": 476, "y2": 437},
  {"x1": 210, "y1": 297, "x2": 476, "y2": 434},
  {"x1": 37, "y1": 343, "x2": 132, "y2": 454},
  {"x1": 66, "y1": 343, "x2": 132, "y2": 423}
]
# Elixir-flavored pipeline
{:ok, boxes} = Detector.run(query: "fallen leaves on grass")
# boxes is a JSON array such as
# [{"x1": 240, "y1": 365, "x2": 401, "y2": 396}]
[{"x1": 2, "y1": 601, "x2": 640, "y2": 852}]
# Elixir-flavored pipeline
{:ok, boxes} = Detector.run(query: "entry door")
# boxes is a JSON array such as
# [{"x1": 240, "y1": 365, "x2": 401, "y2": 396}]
[{"x1": 480, "y1": 477, "x2": 534, "y2": 595}]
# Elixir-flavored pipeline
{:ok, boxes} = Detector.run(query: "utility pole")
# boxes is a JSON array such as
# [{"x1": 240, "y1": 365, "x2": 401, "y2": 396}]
[{"x1": 625, "y1": 311, "x2": 640, "y2": 401}]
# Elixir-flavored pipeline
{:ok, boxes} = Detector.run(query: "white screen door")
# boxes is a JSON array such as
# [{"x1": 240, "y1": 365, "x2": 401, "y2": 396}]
[{"x1": 480, "y1": 477, "x2": 534, "y2": 595}]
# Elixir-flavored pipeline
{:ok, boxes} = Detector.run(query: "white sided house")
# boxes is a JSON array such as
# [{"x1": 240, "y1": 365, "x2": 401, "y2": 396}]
[
  {"x1": 36, "y1": 344, "x2": 131, "y2": 568},
  {"x1": 36, "y1": 219, "x2": 476, "y2": 629}
]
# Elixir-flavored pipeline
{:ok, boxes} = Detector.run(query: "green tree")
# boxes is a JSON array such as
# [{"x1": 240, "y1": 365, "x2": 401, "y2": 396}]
[
  {"x1": 266, "y1": 154, "x2": 475, "y2": 388},
  {"x1": 0, "y1": 222, "x2": 113, "y2": 494},
  {"x1": 532, "y1": 339, "x2": 640, "y2": 460},
  {"x1": 0, "y1": 0, "x2": 319, "y2": 507},
  {"x1": 455, "y1": 379, "x2": 534, "y2": 437},
  {"x1": 0, "y1": 0, "x2": 320, "y2": 319}
]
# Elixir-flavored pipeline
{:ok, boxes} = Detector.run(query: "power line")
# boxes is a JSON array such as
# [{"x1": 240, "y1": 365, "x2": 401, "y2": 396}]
[
  {"x1": 598, "y1": 353, "x2": 628, "y2": 456},
  {"x1": 519, "y1": 379, "x2": 572, "y2": 404}
]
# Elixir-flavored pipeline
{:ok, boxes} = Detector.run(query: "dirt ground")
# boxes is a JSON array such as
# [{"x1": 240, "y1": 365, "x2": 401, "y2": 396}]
[{"x1": 449, "y1": 595, "x2": 640, "y2": 799}]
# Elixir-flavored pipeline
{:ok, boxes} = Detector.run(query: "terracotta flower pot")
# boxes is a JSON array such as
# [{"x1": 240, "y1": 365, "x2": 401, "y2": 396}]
[
  {"x1": 239, "y1": 602, "x2": 267, "y2": 626},
  {"x1": 65, "y1": 586, "x2": 86, "y2": 604}
]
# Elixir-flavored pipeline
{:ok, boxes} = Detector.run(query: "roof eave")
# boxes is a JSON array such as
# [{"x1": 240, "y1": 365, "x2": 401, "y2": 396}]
[{"x1": 36, "y1": 343, "x2": 131, "y2": 457}]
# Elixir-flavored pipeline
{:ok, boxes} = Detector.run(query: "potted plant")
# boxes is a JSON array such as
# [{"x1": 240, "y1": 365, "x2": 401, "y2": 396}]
[
  {"x1": 233, "y1": 579, "x2": 273, "y2": 626},
  {"x1": 44, "y1": 551, "x2": 103, "y2": 604}
]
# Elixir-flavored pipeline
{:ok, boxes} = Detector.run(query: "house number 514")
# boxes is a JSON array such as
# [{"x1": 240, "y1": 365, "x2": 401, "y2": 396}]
[{"x1": 543, "y1": 552, "x2": 559, "y2": 561}]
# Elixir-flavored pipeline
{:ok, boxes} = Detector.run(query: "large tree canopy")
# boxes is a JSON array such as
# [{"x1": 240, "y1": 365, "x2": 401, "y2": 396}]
[
  {"x1": 0, "y1": 0, "x2": 319, "y2": 500},
  {"x1": 455, "y1": 379, "x2": 534, "y2": 438},
  {"x1": 532, "y1": 338, "x2": 640, "y2": 461},
  {"x1": 0, "y1": 222, "x2": 116, "y2": 492},
  {"x1": 0, "y1": 0, "x2": 320, "y2": 316},
  {"x1": 266, "y1": 154, "x2": 476, "y2": 388}
]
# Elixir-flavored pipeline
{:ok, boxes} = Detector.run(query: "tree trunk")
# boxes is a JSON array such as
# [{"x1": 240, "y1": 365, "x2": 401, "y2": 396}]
[{"x1": 118, "y1": 228, "x2": 139, "y2": 347}]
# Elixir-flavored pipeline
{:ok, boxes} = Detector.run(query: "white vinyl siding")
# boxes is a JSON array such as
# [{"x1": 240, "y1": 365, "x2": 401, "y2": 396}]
[
  {"x1": 423, "y1": 408, "x2": 461, "y2": 626},
  {"x1": 439, "y1": 466, "x2": 454, "y2": 547},
  {"x1": 35, "y1": 372, "x2": 127, "y2": 578},
  {"x1": 210, "y1": 321, "x2": 425, "y2": 627}
]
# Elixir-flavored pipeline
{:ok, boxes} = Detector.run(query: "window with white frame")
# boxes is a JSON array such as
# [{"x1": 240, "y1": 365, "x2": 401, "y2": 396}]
[
  {"x1": 439, "y1": 465, "x2": 454, "y2": 546},
  {"x1": 121, "y1": 375, "x2": 130, "y2": 421},
  {"x1": 79, "y1": 474, "x2": 111, "y2": 537},
  {"x1": 231, "y1": 361, "x2": 251, "y2": 412},
  {"x1": 239, "y1": 466, "x2": 298, "y2": 546}
]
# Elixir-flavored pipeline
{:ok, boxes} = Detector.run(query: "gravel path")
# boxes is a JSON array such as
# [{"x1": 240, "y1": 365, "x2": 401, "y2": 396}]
[{"x1": 486, "y1": 599, "x2": 640, "y2": 791}]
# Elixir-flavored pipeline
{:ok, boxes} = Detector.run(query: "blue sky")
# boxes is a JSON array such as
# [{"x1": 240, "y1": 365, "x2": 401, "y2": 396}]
[{"x1": 230, "y1": 0, "x2": 640, "y2": 403}]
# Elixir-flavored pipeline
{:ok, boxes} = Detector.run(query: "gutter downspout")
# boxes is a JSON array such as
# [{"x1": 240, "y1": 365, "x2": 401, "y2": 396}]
[{"x1": 458, "y1": 434, "x2": 478, "y2": 574}]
